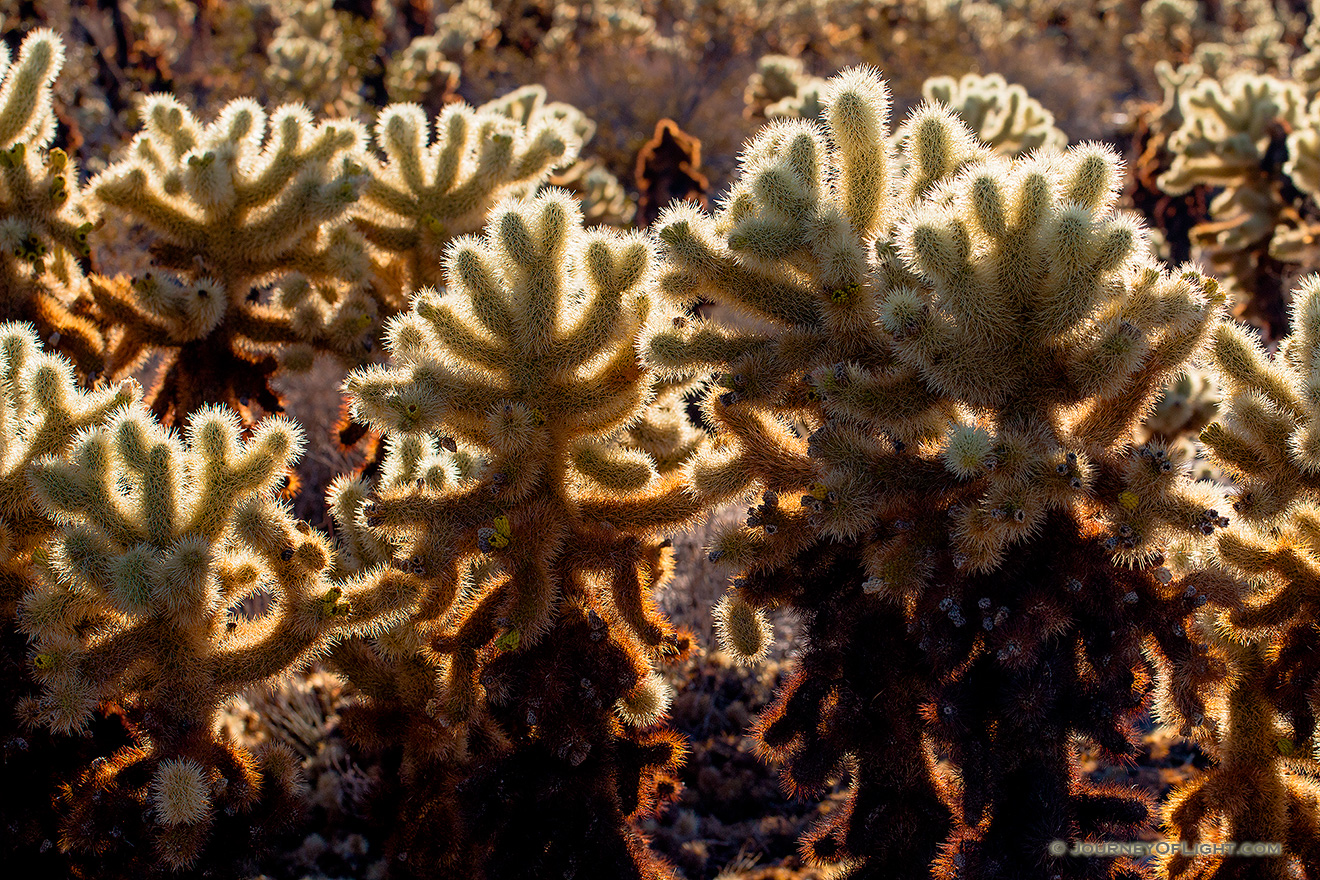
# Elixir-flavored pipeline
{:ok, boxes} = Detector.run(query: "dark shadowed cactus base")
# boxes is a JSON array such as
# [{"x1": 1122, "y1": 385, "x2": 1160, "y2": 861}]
[
  {"x1": 740, "y1": 547, "x2": 952, "y2": 877},
  {"x1": 380, "y1": 606, "x2": 686, "y2": 880}
]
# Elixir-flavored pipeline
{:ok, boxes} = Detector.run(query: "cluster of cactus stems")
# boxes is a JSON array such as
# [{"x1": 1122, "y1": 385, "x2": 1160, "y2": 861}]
[
  {"x1": 642, "y1": 67, "x2": 1255, "y2": 878},
  {"x1": 0, "y1": 30, "x2": 101, "y2": 374},
  {"x1": 746, "y1": 55, "x2": 1066, "y2": 160},
  {"x1": 744, "y1": 55, "x2": 828, "y2": 121},
  {"x1": 331, "y1": 190, "x2": 705, "y2": 877},
  {"x1": 1153, "y1": 68, "x2": 1303, "y2": 337},
  {"x1": 331, "y1": 83, "x2": 587, "y2": 465},
  {"x1": 86, "y1": 93, "x2": 377, "y2": 423},
  {"x1": 919, "y1": 72, "x2": 1068, "y2": 158},
  {"x1": 0, "y1": 26, "x2": 592, "y2": 430},
  {"x1": 352, "y1": 84, "x2": 584, "y2": 294},
  {"x1": 17, "y1": 399, "x2": 420, "y2": 874},
  {"x1": 8, "y1": 17, "x2": 1320, "y2": 880},
  {"x1": 0, "y1": 322, "x2": 140, "y2": 869},
  {"x1": 1172, "y1": 282, "x2": 1320, "y2": 875},
  {"x1": 1145, "y1": 23, "x2": 1320, "y2": 343}
]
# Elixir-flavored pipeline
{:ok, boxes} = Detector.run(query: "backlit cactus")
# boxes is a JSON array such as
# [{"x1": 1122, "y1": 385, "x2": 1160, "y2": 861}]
[
  {"x1": 18, "y1": 404, "x2": 419, "y2": 873},
  {"x1": 0, "y1": 29, "x2": 103, "y2": 373},
  {"x1": 646, "y1": 66, "x2": 1236, "y2": 878},
  {"x1": 0, "y1": 324, "x2": 138, "y2": 616},
  {"x1": 744, "y1": 54, "x2": 827, "y2": 121},
  {"x1": 320, "y1": 431, "x2": 485, "y2": 789},
  {"x1": 264, "y1": 0, "x2": 382, "y2": 118},
  {"x1": 340, "y1": 190, "x2": 701, "y2": 878},
  {"x1": 644, "y1": 66, "x2": 968, "y2": 877},
  {"x1": 883, "y1": 147, "x2": 1225, "y2": 567},
  {"x1": 1160, "y1": 71, "x2": 1302, "y2": 203},
  {"x1": 352, "y1": 87, "x2": 582, "y2": 294},
  {"x1": 14, "y1": 8, "x2": 1320, "y2": 880},
  {"x1": 1168, "y1": 276, "x2": 1320, "y2": 877},
  {"x1": 0, "y1": 323, "x2": 139, "y2": 866},
  {"x1": 88, "y1": 95, "x2": 375, "y2": 422},
  {"x1": 1155, "y1": 71, "x2": 1304, "y2": 337},
  {"x1": 384, "y1": 35, "x2": 461, "y2": 109},
  {"x1": 921, "y1": 72, "x2": 1067, "y2": 156}
]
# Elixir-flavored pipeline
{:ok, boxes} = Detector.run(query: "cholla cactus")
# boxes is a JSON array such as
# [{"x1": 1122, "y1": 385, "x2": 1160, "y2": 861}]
[
  {"x1": 0, "y1": 323, "x2": 138, "y2": 865},
  {"x1": 1236, "y1": 16, "x2": 1294, "y2": 76},
  {"x1": 0, "y1": 323, "x2": 138, "y2": 620},
  {"x1": 1165, "y1": 277, "x2": 1320, "y2": 877},
  {"x1": 341, "y1": 190, "x2": 701, "y2": 878},
  {"x1": 264, "y1": 0, "x2": 382, "y2": 117},
  {"x1": 1124, "y1": 0, "x2": 1199, "y2": 69},
  {"x1": 1148, "y1": 16, "x2": 1320, "y2": 338},
  {"x1": 88, "y1": 95, "x2": 375, "y2": 422},
  {"x1": 744, "y1": 54, "x2": 827, "y2": 121},
  {"x1": 329, "y1": 372, "x2": 692, "y2": 787},
  {"x1": 1127, "y1": 61, "x2": 1207, "y2": 272},
  {"x1": 478, "y1": 83, "x2": 596, "y2": 146},
  {"x1": 921, "y1": 72, "x2": 1067, "y2": 156},
  {"x1": 384, "y1": 34, "x2": 461, "y2": 109},
  {"x1": 485, "y1": 87, "x2": 639, "y2": 225},
  {"x1": 745, "y1": 55, "x2": 809, "y2": 115},
  {"x1": 880, "y1": 147, "x2": 1226, "y2": 562},
  {"x1": 645, "y1": 70, "x2": 973, "y2": 511},
  {"x1": 352, "y1": 87, "x2": 583, "y2": 294},
  {"x1": 839, "y1": 146, "x2": 1233, "y2": 879},
  {"x1": 1156, "y1": 72, "x2": 1304, "y2": 338},
  {"x1": 0, "y1": 29, "x2": 103, "y2": 373},
  {"x1": 1280, "y1": 88, "x2": 1320, "y2": 213},
  {"x1": 18, "y1": 404, "x2": 419, "y2": 873},
  {"x1": 431, "y1": 0, "x2": 516, "y2": 60},
  {"x1": 320, "y1": 432, "x2": 485, "y2": 786},
  {"x1": 644, "y1": 67, "x2": 969, "y2": 877},
  {"x1": 1154, "y1": 60, "x2": 1204, "y2": 132},
  {"x1": 646, "y1": 67, "x2": 1236, "y2": 877},
  {"x1": 1159, "y1": 73, "x2": 1303, "y2": 223}
]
